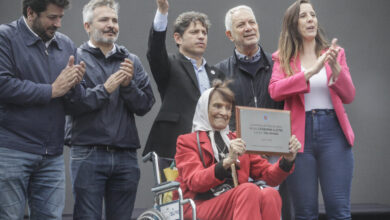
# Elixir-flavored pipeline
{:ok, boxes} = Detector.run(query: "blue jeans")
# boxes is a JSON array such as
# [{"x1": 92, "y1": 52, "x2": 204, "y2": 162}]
[
  {"x1": 287, "y1": 110, "x2": 354, "y2": 220},
  {"x1": 0, "y1": 147, "x2": 65, "y2": 220},
  {"x1": 70, "y1": 146, "x2": 140, "y2": 220}
]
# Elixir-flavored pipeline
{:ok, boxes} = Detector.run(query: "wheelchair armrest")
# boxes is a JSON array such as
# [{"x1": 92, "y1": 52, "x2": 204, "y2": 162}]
[{"x1": 151, "y1": 181, "x2": 180, "y2": 194}]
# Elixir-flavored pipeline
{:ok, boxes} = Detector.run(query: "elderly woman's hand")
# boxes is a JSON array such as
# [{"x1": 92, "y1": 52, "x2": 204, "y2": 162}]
[
  {"x1": 283, "y1": 135, "x2": 301, "y2": 162},
  {"x1": 222, "y1": 138, "x2": 246, "y2": 169}
]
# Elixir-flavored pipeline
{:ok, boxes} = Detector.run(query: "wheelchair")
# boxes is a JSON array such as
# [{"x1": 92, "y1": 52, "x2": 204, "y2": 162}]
[{"x1": 137, "y1": 152, "x2": 197, "y2": 220}]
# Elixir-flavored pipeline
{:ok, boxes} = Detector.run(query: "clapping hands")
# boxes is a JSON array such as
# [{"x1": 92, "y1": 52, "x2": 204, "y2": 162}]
[
  {"x1": 304, "y1": 38, "x2": 341, "y2": 81},
  {"x1": 51, "y1": 56, "x2": 86, "y2": 98},
  {"x1": 104, "y1": 58, "x2": 134, "y2": 94},
  {"x1": 326, "y1": 38, "x2": 341, "y2": 80}
]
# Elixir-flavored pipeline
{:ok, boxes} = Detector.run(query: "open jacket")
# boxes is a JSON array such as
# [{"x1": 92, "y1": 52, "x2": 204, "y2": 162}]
[
  {"x1": 143, "y1": 26, "x2": 224, "y2": 158},
  {"x1": 0, "y1": 17, "x2": 81, "y2": 155},
  {"x1": 65, "y1": 42, "x2": 155, "y2": 149},
  {"x1": 214, "y1": 47, "x2": 284, "y2": 131},
  {"x1": 268, "y1": 48, "x2": 355, "y2": 151},
  {"x1": 175, "y1": 131, "x2": 293, "y2": 201}
]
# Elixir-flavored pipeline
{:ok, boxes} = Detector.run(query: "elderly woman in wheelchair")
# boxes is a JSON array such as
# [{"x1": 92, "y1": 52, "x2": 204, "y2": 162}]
[{"x1": 174, "y1": 80, "x2": 301, "y2": 220}]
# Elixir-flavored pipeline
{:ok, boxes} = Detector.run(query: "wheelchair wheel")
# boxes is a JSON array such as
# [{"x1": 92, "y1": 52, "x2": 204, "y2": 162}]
[{"x1": 137, "y1": 208, "x2": 165, "y2": 220}]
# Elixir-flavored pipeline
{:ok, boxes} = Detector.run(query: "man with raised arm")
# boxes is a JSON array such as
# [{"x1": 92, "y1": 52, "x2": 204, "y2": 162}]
[{"x1": 143, "y1": 0, "x2": 224, "y2": 162}]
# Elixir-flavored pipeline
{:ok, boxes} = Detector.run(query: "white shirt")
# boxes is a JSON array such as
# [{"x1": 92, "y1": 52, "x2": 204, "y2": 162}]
[
  {"x1": 303, "y1": 66, "x2": 334, "y2": 111},
  {"x1": 153, "y1": 10, "x2": 168, "y2": 31}
]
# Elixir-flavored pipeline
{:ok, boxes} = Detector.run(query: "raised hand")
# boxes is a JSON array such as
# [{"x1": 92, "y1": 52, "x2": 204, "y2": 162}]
[
  {"x1": 283, "y1": 135, "x2": 301, "y2": 162},
  {"x1": 120, "y1": 58, "x2": 134, "y2": 87},
  {"x1": 156, "y1": 0, "x2": 169, "y2": 14}
]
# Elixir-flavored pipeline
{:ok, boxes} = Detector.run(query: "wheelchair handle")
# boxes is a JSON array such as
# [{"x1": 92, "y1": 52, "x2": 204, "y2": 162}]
[
  {"x1": 143, "y1": 151, "x2": 158, "y2": 163},
  {"x1": 143, "y1": 152, "x2": 162, "y2": 185}
]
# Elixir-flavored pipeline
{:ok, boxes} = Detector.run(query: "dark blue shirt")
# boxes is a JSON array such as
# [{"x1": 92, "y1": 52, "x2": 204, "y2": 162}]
[
  {"x1": 65, "y1": 42, "x2": 155, "y2": 149},
  {"x1": 0, "y1": 17, "x2": 80, "y2": 155}
]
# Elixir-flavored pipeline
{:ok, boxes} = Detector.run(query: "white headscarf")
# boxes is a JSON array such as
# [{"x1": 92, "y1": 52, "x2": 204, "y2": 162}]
[{"x1": 192, "y1": 88, "x2": 231, "y2": 162}]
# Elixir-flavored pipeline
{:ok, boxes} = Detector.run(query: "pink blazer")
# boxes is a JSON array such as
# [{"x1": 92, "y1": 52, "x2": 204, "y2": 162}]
[{"x1": 268, "y1": 48, "x2": 355, "y2": 152}]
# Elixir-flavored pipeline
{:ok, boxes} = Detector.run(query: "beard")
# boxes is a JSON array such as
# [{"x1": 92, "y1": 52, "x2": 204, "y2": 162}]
[
  {"x1": 31, "y1": 17, "x2": 57, "y2": 42},
  {"x1": 91, "y1": 28, "x2": 119, "y2": 45}
]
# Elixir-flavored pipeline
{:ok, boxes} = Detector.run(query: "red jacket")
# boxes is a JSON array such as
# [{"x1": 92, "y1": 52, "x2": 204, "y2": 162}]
[
  {"x1": 268, "y1": 48, "x2": 355, "y2": 151},
  {"x1": 175, "y1": 131, "x2": 292, "y2": 201}
]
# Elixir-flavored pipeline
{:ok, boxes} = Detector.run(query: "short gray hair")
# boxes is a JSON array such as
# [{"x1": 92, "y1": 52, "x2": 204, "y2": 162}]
[
  {"x1": 82, "y1": 0, "x2": 119, "y2": 24},
  {"x1": 225, "y1": 5, "x2": 256, "y2": 31}
]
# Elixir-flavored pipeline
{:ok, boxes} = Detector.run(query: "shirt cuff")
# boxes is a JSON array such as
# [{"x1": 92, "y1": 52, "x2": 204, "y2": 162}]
[
  {"x1": 153, "y1": 9, "x2": 168, "y2": 31},
  {"x1": 279, "y1": 157, "x2": 294, "y2": 172},
  {"x1": 119, "y1": 80, "x2": 136, "y2": 93},
  {"x1": 99, "y1": 84, "x2": 110, "y2": 97},
  {"x1": 214, "y1": 161, "x2": 231, "y2": 181}
]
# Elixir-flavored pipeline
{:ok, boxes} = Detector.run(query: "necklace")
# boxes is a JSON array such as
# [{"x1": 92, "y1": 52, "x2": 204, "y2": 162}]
[
  {"x1": 214, "y1": 131, "x2": 228, "y2": 160},
  {"x1": 217, "y1": 148, "x2": 227, "y2": 159}
]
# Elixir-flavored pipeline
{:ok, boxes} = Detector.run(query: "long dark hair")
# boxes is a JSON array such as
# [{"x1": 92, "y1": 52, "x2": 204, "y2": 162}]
[{"x1": 277, "y1": 0, "x2": 329, "y2": 76}]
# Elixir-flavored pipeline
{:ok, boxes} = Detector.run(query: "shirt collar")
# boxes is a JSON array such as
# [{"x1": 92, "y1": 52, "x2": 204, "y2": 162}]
[
  {"x1": 22, "y1": 16, "x2": 55, "y2": 48},
  {"x1": 184, "y1": 56, "x2": 207, "y2": 70},
  {"x1": 235, "y1": 46, "x2": 261, "y2": 63},
  {"x1": 88, "y1": 40, "x2": 117, "y2": 58}
]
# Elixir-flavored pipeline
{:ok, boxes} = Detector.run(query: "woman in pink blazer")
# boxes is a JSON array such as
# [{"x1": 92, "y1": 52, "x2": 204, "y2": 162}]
[
  {"x1": 175, "y1": 81, "x2": 301, "y2": 220},
  {"x1": 268, "y1": 0, "x2": 355, "y2": 219}
]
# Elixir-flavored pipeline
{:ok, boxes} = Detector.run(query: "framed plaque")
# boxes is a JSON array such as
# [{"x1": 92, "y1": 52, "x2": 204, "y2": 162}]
[{"x1": 236, "y1": 106, "x2": 291, "y2": 155}]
